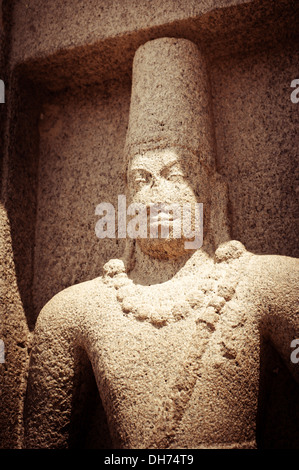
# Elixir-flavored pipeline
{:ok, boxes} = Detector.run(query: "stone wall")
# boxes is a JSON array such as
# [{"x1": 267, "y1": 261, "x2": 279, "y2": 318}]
[
  {"x1": 0, "y1": 0, "x2": 31, "y2": 449},
  {"x1": 0, "y1": 0, "x2": 298, "y2": 448}
]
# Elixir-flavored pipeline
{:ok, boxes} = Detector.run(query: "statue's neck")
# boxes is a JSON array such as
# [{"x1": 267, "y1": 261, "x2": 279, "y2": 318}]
[{"x1": 127, "y1": 241, "x2": 215, "y2": 286}]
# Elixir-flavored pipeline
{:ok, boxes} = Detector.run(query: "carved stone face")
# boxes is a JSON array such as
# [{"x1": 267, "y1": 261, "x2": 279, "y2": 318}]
[{"x1": 127, "y1": 147, "x2": 207, "y2": 259}]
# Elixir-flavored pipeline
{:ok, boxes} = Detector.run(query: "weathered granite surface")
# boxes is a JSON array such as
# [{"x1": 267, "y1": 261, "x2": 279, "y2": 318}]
[
  {"x1": 23, "y1": 38, "x2": 299, "y2": 449},
  {"x1": 0, "y1": 0, "x2": 298, "y2": 449}
]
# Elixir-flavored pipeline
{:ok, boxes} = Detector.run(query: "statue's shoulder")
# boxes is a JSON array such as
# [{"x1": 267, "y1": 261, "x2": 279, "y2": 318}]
[
  {"x1": 247, "y1": 252, "x2": 299, "y2": 283},
  {"x1": 243, "y1": 253, "x2": 299, "y2": 313},
  {"x1": 215, "y1": 240, "x2": 299, "y2": 279},
  {"x1": 215, "y1": 241, "x2": 298, "y2": 303},
  {"x1": 36, "y1": 258, "x2": 127, "y2": 331},
  {"x1": 35, "y1": 275, "x2": 110, "y2": 329}
]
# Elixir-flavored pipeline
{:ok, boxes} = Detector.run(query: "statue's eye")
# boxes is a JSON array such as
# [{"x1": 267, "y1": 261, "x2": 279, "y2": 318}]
[
  {"x1": 161, "y1": 163, "x2": 185, "y2": 183},
  {"x1": 135, "y1": 176, "x2": 147, "y2": 183},
  {"x1": 132, "y1": 170, "x2": 151, "y2": 185},
  {"x1": 167, "y1": 173, "x2": 184, "y2": 182}
]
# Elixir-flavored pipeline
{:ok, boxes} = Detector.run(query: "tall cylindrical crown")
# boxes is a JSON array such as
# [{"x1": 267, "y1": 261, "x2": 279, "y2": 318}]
[{"x1": 124, "y1": 37, "x2": 216, "y2": 168}]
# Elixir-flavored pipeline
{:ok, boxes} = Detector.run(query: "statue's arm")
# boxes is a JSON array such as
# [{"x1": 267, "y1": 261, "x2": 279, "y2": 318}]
[
  {"x1": 23, "y1": 288, "x2": 82, "y2": 448},
  {"x1": 255, "y1": 255, "x2": 299, "y2": 382}
]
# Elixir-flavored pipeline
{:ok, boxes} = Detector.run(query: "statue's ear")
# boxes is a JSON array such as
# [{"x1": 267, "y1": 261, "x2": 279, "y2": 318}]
[{"x1": 210, "y1": 173, "x2": 231, "y2": 248}]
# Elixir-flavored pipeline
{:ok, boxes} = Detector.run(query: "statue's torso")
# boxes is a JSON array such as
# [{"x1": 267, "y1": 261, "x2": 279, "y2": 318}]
[{"x1": 82, "y1": 255, "x2": 261, "y2": 449}]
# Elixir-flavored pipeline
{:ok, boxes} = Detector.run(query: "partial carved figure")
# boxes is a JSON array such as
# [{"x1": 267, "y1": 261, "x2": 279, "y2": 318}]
[{"x1": 23, "y1": 38, "x2": 299, "y2": 449}]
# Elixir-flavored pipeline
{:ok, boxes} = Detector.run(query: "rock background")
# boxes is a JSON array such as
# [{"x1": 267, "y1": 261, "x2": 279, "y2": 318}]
[{"x1": 0, "y1": 0, "x2": 298, "y2": 448}]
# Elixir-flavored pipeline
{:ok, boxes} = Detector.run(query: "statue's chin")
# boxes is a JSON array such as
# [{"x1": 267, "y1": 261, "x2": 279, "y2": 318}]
[{"x1": 137, "y1": 237, "x2": 194, "y2": 260}]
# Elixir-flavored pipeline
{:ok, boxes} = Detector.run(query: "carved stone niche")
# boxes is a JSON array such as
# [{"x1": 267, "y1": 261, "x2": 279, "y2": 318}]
[
  {"x1": 22, "y1": 37, "x2": 299, "y2": 449},
  {"x1": 0, "y1": 1, "x2": 298, "y2": 450}
]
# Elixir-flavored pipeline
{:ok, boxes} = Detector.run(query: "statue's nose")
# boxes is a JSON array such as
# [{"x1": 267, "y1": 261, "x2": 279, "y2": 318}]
[
  {"x1": 150, "y1": 175, "x2": 159, "y2": 189},
  {"x1": 150, "y1": 175, "x2": 168, "y2": 190},
  {"x1": 147, "y1": 177, "x2": 174, "y2": 205}
]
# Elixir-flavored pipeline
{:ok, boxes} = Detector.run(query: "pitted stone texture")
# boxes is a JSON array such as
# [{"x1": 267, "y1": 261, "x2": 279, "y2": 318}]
[
  {"x1": 29, "y1": 37, "x2": 298, "y2": 325},
  {"x1": 10, "y1": 1, "x2": 298, "y2": 92},
  {"x1": 32, "y1": 82, "x2": 129, "y2": 318},
  {"x1": 0, "y1": 0, "x2": 297, "y2": 455},
  {"x1": 210, "y1": 42, "x2": 299, "y2": 257},
  {"x1": 23, "y1": 249, "x2": 299, "y2": 449},
  {"x1": 9, "y1": 0, "x2": 262, "y2": 67},
  {"x1": 0, "y1": 204, "x2": 30, "y2": 449},
  {"x1": 125, "y1": 38, "x2": 216, "y2": 167},
  {"x1": 23, "y1": 36, "x2": 299, "y2": 450}
]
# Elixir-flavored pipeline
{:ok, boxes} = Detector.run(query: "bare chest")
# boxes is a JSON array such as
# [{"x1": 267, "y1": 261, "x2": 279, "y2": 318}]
[{"x1": 84, "y1": 277, "x2": 260, "y2": 448}]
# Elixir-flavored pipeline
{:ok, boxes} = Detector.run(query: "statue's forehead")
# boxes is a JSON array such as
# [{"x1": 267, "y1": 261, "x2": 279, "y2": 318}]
[{"x1": 128, "y1": 149, "x2": 180, "y2": 172}]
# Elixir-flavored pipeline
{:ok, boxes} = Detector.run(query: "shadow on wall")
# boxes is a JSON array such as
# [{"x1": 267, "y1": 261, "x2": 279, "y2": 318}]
[
  {"x1": 4, "y1": 74, "x2": 41, "y2": 331},
  {"x1": 257, "y1": 337, "x2": 299, "y2": 449}
]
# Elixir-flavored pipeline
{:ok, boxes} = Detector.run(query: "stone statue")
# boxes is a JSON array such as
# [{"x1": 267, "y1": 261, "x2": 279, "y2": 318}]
[{"x1": 23, "y1": 38, "x2": 299, "y2": 449}]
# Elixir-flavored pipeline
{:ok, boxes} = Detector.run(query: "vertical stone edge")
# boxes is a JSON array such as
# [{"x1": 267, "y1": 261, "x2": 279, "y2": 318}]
[{"x1": 0, "y1": 0, "x2": 31, "y2": 449}]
